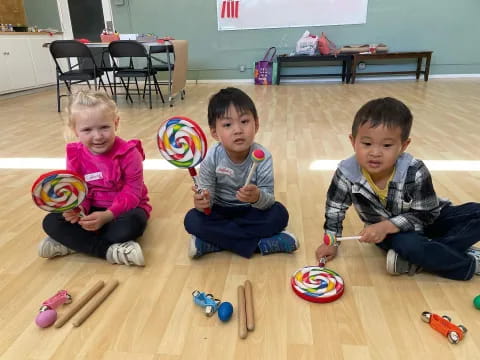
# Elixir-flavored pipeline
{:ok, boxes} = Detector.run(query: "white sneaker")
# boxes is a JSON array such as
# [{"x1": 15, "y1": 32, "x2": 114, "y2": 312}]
[
  {"x1": 106, "y1": 241, "x2": 145, "y2": 266},
  {"x1": 38, "y1": 237, "x2": 75, "y2": 258}
]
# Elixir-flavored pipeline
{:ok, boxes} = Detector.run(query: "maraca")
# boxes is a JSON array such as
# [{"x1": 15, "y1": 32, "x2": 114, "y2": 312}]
[
  {"x1": 244, "y1": 149, "x2": 265, "y2": 186},
  {"x1": 32, "y1": 170, "x2": 87, "y2": 215},
  {"x1": 35, "y1": 290, "x2": 72, "y2": 328},
  {"x1": 323, "y1": 233, "x2": 361, "y2": 246},
  {"x1": 157, "y1": 116, "x2": 211, "y2": 215}
]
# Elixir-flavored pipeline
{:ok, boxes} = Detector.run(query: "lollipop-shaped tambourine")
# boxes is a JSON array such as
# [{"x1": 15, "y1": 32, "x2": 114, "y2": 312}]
[
  {"x1": 32, "y1": 170, "x2": 87, "y2": 215},
  {"x1": 157, "y1": 116, "x2": 211, "y2": 215},
  {"x1": 291, "y1": 263, "x2": 344, "y2": 303}
]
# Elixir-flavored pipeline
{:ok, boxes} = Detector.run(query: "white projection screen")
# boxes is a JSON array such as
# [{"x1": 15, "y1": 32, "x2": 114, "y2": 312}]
[{"x1": 217, "y1": 0, "x2": 369, "y2": 31}]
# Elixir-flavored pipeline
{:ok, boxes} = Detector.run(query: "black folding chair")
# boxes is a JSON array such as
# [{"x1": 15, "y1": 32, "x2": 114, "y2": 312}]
[
  {"x1": 108, "y1": 40, "x2": 163, "y2": 109},
  {"x1": 49, "y1": 40, "x2": 106, "y2": 112},
  {"x1": 90, "y1": 47, "x2": 115, "y2": 96},
  {"x1": 149, "y1": 41, "x2": 174, "y2": 98}
]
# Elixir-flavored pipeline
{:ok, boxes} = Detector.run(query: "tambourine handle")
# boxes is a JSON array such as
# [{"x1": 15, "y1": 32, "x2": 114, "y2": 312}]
[{"x1": 189, "y1": 167, "x2": 211, "y2": 216}]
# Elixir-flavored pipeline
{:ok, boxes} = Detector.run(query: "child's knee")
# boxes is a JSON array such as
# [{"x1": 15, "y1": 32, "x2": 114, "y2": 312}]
[
  {"x1": 390, "y1": 233, "x2": 424, "y2": 260},
  {"x1": 466, "y1": 202, "x2": 480, "y2": 217},
  {"x1": 105, "y1": 223, "x2": 142, "y2": 244},
  {"x1": 184, "y1": 208, "x2": 203, "y2": 233},
  {"x1": 42, "y1": 213, "x2": 64, "y2": 233},
  {"x1": 271, "y1": 202, "x2": 289, "y2": 224}
]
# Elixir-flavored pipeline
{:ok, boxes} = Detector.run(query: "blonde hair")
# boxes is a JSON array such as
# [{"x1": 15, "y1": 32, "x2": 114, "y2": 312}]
[{"x1": 67, "y1": 90, "x2": 118, "y2": 130}]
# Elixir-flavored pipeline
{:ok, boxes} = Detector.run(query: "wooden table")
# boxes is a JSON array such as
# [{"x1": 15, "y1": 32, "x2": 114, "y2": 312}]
[
  {"x1": 276, "y1": 54, "x2": 353, "y2": 84},
  {"x1": 350, "y1": 51, "x2": 433, "y2": 83}
]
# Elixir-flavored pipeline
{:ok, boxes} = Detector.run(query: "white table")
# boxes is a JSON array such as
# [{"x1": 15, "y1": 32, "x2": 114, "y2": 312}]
[{"x1": 86, "y1": 41, "x2": 180, "y2": 106}]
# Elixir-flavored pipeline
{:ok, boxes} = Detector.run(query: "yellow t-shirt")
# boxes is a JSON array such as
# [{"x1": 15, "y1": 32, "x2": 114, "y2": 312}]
[{"x1": 361, "y1": 168, "x2": 395, "y2": 206}]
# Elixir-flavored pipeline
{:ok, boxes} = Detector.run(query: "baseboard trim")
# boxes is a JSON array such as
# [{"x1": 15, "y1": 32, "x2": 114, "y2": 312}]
[{"x1": 188, "y1": 74, "x2": 480, "y2": 84}]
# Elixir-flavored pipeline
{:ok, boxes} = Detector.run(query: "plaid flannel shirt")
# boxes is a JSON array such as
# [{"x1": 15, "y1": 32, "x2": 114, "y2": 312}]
[{"x1": 324, "y1": 153, "x2": 450, "y2": 236}]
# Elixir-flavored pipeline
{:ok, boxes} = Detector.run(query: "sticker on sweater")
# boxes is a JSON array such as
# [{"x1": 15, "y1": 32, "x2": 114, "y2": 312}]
[
  {"x1": 216, "y1": 166, "x2": 234, "y2": 177},
  {"x1": 85, "y1": 171, "x2": 103, "y2": 182}
]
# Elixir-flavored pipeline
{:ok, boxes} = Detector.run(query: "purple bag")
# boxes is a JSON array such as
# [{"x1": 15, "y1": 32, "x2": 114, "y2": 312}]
[{"x1": 254, "y1": 47, "x2": 276, "y2": 85}]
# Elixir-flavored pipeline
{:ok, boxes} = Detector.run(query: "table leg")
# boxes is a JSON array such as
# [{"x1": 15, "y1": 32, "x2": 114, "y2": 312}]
[
  {"x1": 424, "y1": 54, "x2": 431, "y2": 81},
  {"x1": 416, "y1": 57, "x2": 422, "y2": 80},
  {"x1": 350, "y1": 57, "x2": 357, "y2": 84},
  {"x1": 276, "y1": 61, "x2": 281, "y2": 85},
  {"x1": 346, "y1": 57, "x2": 352, "y2": 84},
  {"x1": 341, "y1": 61, "x2": 346, "y2": 83}
]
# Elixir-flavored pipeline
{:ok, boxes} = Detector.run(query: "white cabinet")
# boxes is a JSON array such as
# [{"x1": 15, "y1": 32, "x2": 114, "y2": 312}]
[
  {"x1": 0, "y1": 49, "x2": 12, "y2": 93},
  {"x1": 0, "y1": 38, "x2": 36, "y2": 92},
  {"x1": 0, "y1": 34, "x2": 62, "y2": 94},
  {"x1": 29, "y1": 37, "x2": 58, "y2": 86}
]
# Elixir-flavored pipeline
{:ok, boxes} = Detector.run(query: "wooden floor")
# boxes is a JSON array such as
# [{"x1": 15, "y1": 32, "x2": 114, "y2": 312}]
[{"x1": 1, "y1": 80, "x2": 480, "y2": 360}]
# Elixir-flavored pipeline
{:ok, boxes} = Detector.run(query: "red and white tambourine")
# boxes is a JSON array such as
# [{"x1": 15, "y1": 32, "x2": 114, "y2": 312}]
[
  {"x1": 291, "y1": 258, "x2": 344, "y2": 303},
  {"x1": 157, "y1": 116, "x2": 211, "y2": 215},
  {"x1": 32, "y1": 170, "x2": 87, "y2": 214}
]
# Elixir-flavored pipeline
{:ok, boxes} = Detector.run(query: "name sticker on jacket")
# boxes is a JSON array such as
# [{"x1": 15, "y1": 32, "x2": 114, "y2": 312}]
[
  {"x1": 85, "y1": 172, "x2": 103, "y2": 182},
  {"x1": 216, "y1": 166, "x2": 234, "y2": 177}
]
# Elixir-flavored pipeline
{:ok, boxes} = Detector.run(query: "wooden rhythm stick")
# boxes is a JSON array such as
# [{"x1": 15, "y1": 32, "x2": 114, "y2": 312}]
[
  {"x1": 72, "y1": 280, "x2": 119, "y2": 327},
  {"x1": 244, "y1": 280, "x2": 255, "y2": 331},
  {"x1": 54, "y1": 280, "x2": 105, "y2": 328},
  {"x1": 237, "y1": 285, "x2": 248, "y2": 339}
]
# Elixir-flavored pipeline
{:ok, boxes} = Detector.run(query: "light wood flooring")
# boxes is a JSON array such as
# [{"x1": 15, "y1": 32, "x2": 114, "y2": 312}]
[{"x1": 0, "y1": 80, "x2": 479, "y2": 360}]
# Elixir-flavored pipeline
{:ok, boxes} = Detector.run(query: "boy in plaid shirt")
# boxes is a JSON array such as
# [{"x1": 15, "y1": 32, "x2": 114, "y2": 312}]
[{"x1": 315, "y1": 97, "x2": 480, "y2": 280}]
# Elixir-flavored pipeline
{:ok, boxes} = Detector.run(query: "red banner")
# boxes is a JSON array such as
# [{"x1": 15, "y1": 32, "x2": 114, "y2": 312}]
[{"x1": 221, "y1": 0, "x2": 239, "y2": 18}]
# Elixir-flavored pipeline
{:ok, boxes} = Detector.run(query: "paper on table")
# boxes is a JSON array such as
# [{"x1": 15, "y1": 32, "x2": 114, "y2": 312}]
[{"x1": 119, "y1": 33, "x2": 138, "y2": 40}]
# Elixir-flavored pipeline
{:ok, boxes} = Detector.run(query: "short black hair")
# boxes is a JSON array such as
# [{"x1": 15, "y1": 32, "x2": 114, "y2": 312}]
[
  {"x1": 352, "y1": 97, "x2": 413, "y2": 142},
  {"x1": 207, "y1": 87, "x2": 258, "y2": 128}
]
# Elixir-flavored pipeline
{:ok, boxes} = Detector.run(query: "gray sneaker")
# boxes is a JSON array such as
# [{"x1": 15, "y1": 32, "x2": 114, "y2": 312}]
[
  {"x1": 38, "y1": 237, "x2": 75, "y2": 258},
  {"x1": 386, "y1": 249, "x2": 421, "y2": 276},
  {"x1": 466, "y1": 246, "x2": 480, "y2": 275},
  {"x1": 106, "y1": 241, "x2": 145, "y2": 266}
]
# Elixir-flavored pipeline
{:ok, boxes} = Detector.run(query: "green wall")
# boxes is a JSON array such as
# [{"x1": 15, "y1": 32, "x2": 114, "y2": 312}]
[
  {"x1": 24, "y1": 0, "x2": 62, "y2": 30},
  {"x1": 110, "y1": 0, "x2": 480, "y2": 79}
]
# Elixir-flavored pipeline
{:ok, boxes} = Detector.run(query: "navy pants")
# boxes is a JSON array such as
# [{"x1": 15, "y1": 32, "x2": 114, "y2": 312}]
[
  {"x1": 377, "y1": 202, "x2": 480, "y2": 280},
  {"x1": 184, "y1": 202, "x2": 289, "y2": 258},
  {"x1": 43, "y1": 207, "x2": 148, "y2": 258}
]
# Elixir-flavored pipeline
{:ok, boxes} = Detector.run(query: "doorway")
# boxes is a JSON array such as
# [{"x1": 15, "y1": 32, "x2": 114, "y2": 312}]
[{"x1": 56, "y1": 0, "x2": 114, "y2": 41}]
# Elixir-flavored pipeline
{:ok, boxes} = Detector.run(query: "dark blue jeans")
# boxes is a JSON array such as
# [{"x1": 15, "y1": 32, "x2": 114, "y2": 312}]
[
  {"x1": 43, "y1": 207, "x2": 148, "y2": 258},
  {"x1": 184, "y1": 202, "x2": 289, "y2": 258},
  {"x1": 377, "y1": 202, "x2": 480, "y2": 280}
]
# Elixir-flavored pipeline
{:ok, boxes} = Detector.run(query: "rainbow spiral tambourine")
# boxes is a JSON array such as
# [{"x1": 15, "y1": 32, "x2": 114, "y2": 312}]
[
  {"x1": 31, "y1": 170, "x2": 87, "y2": 213},
  {"x1": 157, "y1": 116, "x2": 211, "y2": 215},
  {"x1": 157, "y1": 116, "x2": 207, "y2": 169},
  {"x1": 291, "y1": 265, "x2": 345, "y2": 303}
]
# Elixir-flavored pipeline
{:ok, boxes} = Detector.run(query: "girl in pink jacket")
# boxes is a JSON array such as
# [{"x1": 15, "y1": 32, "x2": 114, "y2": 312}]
[{"x1": 39, "y1": 90, "x2": 151, "y2": 266}]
